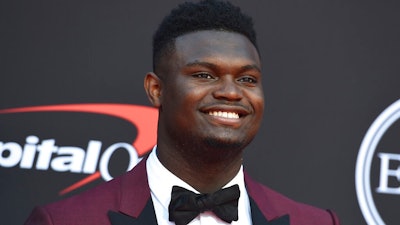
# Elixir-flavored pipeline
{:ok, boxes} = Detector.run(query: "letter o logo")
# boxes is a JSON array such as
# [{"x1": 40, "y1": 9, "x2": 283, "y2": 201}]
[{"x1": 99, "y1": 143, "x2": 140, "y2": 181}]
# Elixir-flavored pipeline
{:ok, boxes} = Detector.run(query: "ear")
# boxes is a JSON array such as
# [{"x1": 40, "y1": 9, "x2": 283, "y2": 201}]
[{"x1": 144, "y1": 72, "x2": 162, "y2": 107}]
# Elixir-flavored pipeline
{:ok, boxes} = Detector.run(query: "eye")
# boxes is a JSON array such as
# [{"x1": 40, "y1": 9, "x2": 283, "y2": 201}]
[
  {"x1": 192, "y1": 72, "x2": 215, "y2": 79},
  {"x1": 238, "y1": 76, "x2": 258, "y2": 84}
]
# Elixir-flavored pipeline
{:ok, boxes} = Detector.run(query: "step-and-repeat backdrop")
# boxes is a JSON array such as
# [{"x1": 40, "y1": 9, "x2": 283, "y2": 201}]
[{"x1": 1, "y1": 1, "x2": 399, "y2": 224}]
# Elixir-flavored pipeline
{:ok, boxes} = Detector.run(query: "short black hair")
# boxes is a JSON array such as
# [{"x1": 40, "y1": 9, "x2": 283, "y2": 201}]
[{"x1": 152, "y1": 0, "x2": 258, "y2": 72}]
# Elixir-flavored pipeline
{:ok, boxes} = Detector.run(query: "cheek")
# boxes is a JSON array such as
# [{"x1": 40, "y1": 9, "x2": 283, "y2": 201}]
[
  {"x1": 257, "y1": 98, "x2": 265, "y2": 116},
  {"x1": 176, "y1": 84, "x2": 208, "y2": 106},
  {"x1": 248, "y1": 91, "x2": 265, "y2": 114},
  {"x1": 163, "y1": 87, "x2": 200, "y2": 119}
]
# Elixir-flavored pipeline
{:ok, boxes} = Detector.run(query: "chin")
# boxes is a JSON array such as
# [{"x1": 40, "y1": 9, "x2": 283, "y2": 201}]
[
  {"x1": 192, "y1": 137, "x2": 246, "y2": 163},
  {"x1": 203, "y1": 136, "x2": 248, "y2": 151}
]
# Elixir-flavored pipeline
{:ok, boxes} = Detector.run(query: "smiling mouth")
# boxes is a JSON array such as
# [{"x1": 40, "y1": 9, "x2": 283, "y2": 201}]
[{"x1": 207, "y1": 111, "x2": 240, "y2": 119}]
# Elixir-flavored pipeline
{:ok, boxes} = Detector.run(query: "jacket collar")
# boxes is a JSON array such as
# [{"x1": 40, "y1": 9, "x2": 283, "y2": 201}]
[
  {"x1": 245, "y1": 171, "x2": 290, "y2": 224},
  {"x1": 250, "y1": 197, "x2": 290, "y2": 225},
  {"x1": 118, "y1": 158, "x2": 151, "y2": 218},
  {"x1": 108, "y1": 200, "x2": 157, "y2": 225}
]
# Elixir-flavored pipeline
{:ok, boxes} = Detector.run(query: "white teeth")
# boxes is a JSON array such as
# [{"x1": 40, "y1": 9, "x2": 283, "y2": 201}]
[{"x1": 208, "y1": 111, "x2": 239, "y2": 119}]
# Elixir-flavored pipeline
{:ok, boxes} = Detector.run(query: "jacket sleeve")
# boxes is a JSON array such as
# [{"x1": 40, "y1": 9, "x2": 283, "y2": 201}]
[
  {"x1": 24, "y1": 206, "x2": 53, "y2": 225},
  {"x1": 327, "y1": 209, "x2": 341, "y2": 225}
]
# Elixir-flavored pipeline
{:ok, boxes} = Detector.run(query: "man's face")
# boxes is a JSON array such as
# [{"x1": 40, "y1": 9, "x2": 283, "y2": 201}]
[{"x1": 156, "y1": 30, "x2": 264, "y2": 152}]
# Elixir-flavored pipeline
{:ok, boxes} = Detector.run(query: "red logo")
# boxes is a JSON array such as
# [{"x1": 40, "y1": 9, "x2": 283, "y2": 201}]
[{"x1": 0, "y1": 103, "x2": 158, "y2": 195}]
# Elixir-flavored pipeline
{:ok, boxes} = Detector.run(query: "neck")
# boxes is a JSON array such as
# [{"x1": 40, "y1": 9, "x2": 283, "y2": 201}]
[{"x1": 156, "y1": 142, "x2": 244, "y2": 193}]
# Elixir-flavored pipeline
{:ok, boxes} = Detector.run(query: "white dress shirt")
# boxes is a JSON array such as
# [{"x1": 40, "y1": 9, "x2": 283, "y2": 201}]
[{"x1": 146, "y1": 146, "x2": 253, "y2": 225}]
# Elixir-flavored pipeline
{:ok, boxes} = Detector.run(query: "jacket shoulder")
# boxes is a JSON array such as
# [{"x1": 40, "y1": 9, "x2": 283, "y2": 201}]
[
  {"x1": 245, "y1": 173, "x2": 340, "y2": 225},
  {"x1": 24, "y1": 175, "x2": 123, "y2": 225},
  {"x1": 24, "y1": 158, "x2": 149, "y2": 225}
]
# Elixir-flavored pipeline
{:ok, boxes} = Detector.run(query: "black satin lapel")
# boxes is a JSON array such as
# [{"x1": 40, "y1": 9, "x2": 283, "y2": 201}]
[
  {"x1": 250, "y1": 198, "x2": 290, "y2": 225},
  {"x1": 108, "y1": 199, "x2": 158, "y2": 225}
]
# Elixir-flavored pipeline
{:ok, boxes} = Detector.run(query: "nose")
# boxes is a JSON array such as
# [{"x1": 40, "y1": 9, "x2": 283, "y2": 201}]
[{"x1": 212, "y1": 76, "x2": 243, "y2": 101}]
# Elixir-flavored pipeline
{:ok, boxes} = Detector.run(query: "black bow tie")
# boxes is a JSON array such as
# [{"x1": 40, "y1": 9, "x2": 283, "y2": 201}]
[{"x1": 168, "y1": 184, "x2": 240, "y2": 225}]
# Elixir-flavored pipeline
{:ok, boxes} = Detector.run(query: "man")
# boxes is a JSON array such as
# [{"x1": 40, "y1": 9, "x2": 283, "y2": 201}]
[{"x1": 24, "y1": 1, "x2": 340, "y2": 225}]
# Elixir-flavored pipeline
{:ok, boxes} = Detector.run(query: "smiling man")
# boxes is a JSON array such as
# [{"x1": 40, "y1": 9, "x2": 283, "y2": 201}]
[
  {"x1": 145, "y1": 30, "x2": 264, "y2": 193},
  {"x1": 24, "y1": 1, "x2": 340, "y2": 225}
]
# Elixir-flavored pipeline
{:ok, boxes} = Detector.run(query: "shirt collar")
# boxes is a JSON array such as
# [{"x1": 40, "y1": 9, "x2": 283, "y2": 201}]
[{"x1": 146, "y1": 146, "x2": 249, "y2": 212}]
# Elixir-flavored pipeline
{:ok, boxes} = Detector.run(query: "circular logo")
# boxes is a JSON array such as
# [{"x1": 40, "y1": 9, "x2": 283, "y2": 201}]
[{"x1": 356, "y1": 99, "x2": 400, "y2": 225}]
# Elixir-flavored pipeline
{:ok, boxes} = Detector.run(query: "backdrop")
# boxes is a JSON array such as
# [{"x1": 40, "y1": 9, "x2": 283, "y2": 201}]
[{"x1": 1, "y1": 1, "x2": 400, "y2": 225}]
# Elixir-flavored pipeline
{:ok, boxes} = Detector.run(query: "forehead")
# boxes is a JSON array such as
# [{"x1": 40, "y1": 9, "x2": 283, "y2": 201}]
[{"x1": 173, "y1": 30, "x2": 261, "y2": 67}]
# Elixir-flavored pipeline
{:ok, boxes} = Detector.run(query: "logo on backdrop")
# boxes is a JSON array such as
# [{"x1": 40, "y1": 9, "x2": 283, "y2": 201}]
[
  {"x1": 0, "y1": 104, "x2": 158, "y2": 195},
  {"x1": 356, "y1": 99, "x2": 400, "y2": 225}
]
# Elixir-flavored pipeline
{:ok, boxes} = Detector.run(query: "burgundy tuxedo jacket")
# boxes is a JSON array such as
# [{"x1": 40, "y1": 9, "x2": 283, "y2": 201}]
[{"x1": 24, "y1": 158, "x2": 340, "y2": 225}]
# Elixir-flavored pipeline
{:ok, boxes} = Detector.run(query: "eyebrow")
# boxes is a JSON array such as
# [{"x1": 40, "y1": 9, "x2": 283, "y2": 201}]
[
  {"x1": 240, "y1": 64, "x2": 261, "y2": 73},
  {"x1": 185, "y1": 61, "x2": 261, "y2": 72},
  {"x1": 185, "y1": 61, "x2": 218, "y2": 70}
]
